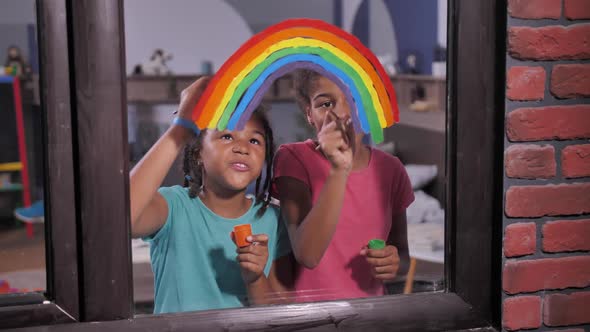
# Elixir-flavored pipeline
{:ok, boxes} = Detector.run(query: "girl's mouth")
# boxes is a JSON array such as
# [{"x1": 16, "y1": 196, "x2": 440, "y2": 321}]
[{"x1": 230, "y1": 162, "x2": 250, "y2": 172}]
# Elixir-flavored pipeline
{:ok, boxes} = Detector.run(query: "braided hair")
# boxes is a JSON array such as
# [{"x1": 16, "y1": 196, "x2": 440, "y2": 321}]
[{"x1": 182, "y1": 108, "x2": 275, "y2": 218}]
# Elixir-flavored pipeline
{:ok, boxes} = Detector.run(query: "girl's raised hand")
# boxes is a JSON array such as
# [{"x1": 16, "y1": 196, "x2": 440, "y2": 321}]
[
  {"x1": 234, "y1": 234, "x2": 270, "y2": 284},
  {"x1": 176, "y1": 76, "x2": 211, "y2": 121},
  {"x1": 317, "y1": 110, "x2": 355, "y2": 173}
]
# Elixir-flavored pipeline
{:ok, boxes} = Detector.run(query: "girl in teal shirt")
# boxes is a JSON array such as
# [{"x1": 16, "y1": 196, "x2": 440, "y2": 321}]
[{"x1": 130, "y1": 77, "x2": 292, "y2": 313}]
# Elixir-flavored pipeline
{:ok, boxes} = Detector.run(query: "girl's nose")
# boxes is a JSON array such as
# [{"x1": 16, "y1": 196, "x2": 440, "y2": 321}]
[
  {"x1": 231, "y1": 140, "x2": 249, "y2": 154},
  {"x1": 333, "y1": 105, "x2": 351, "y2": 120}
]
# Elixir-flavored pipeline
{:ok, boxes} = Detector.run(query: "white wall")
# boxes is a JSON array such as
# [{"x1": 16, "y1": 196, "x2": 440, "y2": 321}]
[
  {"x1": 0, "y1": 0, "x2": 36, "y2": 24},
  {"x1": 124, "y1": 0, "x2": 253, "y2": 75},
  {"x1": 0, "y1": 0, "x2": 36, "y2": 62},
  {"x1": 225, "y1": 0, "x2": 333, "y2": 33},
  {"x1": 369, "y1": 0, "x2": 398, "y2": 69},
  {"x1": 438, "y1": 0, "x2": 447, "y2": 48},
  {"x1": 124, "y1": 0, "x2": 446, "y2": 75},
  {"x1": 341, "y1": 0, "x2": 363, "y2": 33}
]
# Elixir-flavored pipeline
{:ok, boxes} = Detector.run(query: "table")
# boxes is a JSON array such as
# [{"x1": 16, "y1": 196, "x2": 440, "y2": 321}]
[
  {"x1": 407, "y1": 222, "x2": 445, "y2": 264},
  {"x1": 405, "y1": 222, "x2": 445, "y2": 293}
]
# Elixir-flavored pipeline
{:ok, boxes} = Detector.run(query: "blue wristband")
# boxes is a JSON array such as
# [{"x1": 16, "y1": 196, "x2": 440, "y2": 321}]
[{"x1": 172, "y1": 117, "x2": 200, "y2": 135}]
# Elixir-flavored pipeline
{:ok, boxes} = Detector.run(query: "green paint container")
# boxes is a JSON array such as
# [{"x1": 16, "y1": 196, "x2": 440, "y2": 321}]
[{"x1": 368, "y1": 239, "x2": 386, "y2": 250}]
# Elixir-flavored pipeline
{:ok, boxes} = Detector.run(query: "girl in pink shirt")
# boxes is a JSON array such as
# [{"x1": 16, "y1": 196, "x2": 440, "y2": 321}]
[{"x1": 272, "y1": 70, "x2": 414, "y2": 302}]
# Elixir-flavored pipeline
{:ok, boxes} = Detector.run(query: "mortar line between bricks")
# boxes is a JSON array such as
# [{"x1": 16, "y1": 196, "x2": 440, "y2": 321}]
[
  {"x1": 504, "y1": 215, "x2": 590, "y2": 223},
  {"x1": 506, "y1": 139, "x2": 590, "y2": 146},
  {"x1": 505, "y1": 177, "x2": 590, "y2": 185},
  {"x1": 505, "y1": 250, "x2": 590, "y2": 260},
  {"x1": 502, "y1": 286, "x2": 590, "y2": 297},
  {"x1": 506, "y1": 98, "x2": 590, "y2": 109},
  {"x1": 509, "y1": 16, "x2": 590, "y2": 27},
  {"x1": 540, "y1": 223, "x2": 547, "y2": 255},
  {"x1": 507, "y1": 59, "x2": 590, "y2": 66}
]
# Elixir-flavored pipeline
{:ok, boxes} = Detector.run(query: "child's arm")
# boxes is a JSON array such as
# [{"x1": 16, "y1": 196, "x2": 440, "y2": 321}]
[
  {"x1": 129, "y1": 126, "x2": 190, "y2": 237},
  {"x1": 237, "y1": 234, "x2": 294, "y2": 305},
  {"x1": 360, "y1": 211, "x2": 410, "y2": 282},
  {"x1": 245, "y1": 256, "x2": 294, "y2": 305},
  {"x1": 275, "y1": 172, "x2": 347, "y2": 269},
  {"x1": 129, "y1": 77, "x2": 210, "y2": 238},
  {"x1": 388, "y1": 210, "x2": 410, "y2": 276},
  {"x1": 361, "y1": 158, "x2": 413, "y2": 281},
  {"x1": 275, "y1": 112, "x2": 354, "y2": 269}
]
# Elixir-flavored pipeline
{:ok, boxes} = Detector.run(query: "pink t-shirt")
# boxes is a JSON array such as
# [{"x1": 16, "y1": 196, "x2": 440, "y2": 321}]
[{"x1": 272, "y1": 139, "x2": 415, "y2": 302}]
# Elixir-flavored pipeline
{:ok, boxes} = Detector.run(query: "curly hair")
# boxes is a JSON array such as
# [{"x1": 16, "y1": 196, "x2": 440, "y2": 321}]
[
  {"x1": 293, "y1": 69, "x2": 322, "y2": 112},
  {"x1": 182, "y1": 108, "x2": 275, "y2": 218}
]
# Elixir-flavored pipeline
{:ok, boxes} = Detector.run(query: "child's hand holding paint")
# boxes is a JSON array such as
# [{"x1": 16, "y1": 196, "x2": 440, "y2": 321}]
[
  {"x1": 317, "y1": 109, "x2": 355, "y2": 173},
  {"x1": 233, "y1": 224, "x2": 270, "y2": 284},
  {"x1": 176, "y1": 76, "x2": 211, "y2": 121},
  {"x1": 360, "y1": 239, "x2": 401, "y2": 282}
]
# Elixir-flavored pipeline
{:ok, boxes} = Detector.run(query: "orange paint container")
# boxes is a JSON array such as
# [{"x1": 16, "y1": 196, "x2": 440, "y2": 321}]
[{"x1": 234, "y1": 224, "x2": 252, "y2": 247}]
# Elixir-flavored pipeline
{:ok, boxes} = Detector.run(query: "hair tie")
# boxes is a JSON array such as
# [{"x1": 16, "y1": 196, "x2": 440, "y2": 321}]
[{"x1": 173, "y1": 117, "x2": 200, "y2": 135}]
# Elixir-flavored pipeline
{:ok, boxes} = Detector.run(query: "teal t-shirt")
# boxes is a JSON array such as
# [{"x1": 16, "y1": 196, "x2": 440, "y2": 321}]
[{"x1": 145, "y1": 185, "x2": 291, "y2": 314}]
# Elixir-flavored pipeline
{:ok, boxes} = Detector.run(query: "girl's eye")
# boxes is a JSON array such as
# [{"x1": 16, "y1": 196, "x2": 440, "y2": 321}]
[
  {"x1": 221, "y1": 134, "x2": 233, "y2": 140},
  {"x1": 250, "y1": 138, "x2": 261, "y2": 145},
  {"x1": 319, "y1": 101, "x2": 334, "y2": 108}
]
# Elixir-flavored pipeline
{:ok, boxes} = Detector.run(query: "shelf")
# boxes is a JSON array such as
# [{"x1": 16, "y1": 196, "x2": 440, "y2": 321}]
[
  {"x1": 397, "y1": 109, "x2": 446, "y2": 133},
  {"x1": 126, "y1": 75, "x2": 294, "y2": 104},
  {"x1": 0, "y1": 183, "x2": 23, "y2": 192},
  {"x1": 0, "y1": 162, "x2": 22, "y2": 172}
]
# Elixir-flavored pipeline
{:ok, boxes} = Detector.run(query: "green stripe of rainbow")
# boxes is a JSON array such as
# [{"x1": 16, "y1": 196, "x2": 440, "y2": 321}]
[{"x1": 191, "y1": 18, "x2": 399, "y2": 143}]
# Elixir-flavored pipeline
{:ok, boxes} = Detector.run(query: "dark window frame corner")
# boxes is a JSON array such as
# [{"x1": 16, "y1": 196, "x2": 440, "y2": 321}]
[{"x1": 1, "y1": 0, "x2": 81, "y2": 328}]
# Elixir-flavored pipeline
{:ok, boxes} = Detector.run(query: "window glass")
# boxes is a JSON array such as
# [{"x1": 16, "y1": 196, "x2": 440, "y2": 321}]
[
  {"x1": 0, "y1": 0, "x2": 47, "y2": 298},
  {"x1": 125, "y1": 0, "x2": 447, "y2": 315}
]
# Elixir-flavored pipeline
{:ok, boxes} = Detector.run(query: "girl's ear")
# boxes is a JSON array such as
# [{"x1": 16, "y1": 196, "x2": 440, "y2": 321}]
[{"x1": 305, "y1": 105, "x2": 313, "y2": 125}]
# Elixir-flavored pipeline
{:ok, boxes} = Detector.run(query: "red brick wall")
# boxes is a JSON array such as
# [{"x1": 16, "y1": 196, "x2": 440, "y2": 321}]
[{"x1": 503, "y1": 1, "x2": 590, "y2": 331}]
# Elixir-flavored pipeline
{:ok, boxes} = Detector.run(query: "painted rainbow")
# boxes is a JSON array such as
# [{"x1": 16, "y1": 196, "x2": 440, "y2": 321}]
[{"x1": 191, "y1": 18, "x2": 399, "y2": 143}]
